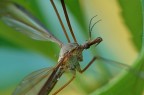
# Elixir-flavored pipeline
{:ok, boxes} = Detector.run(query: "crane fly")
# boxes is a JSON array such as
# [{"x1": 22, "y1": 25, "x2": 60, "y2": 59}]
[{"x1": 0, "y1": 0, "x2": 143, "y2": 95}]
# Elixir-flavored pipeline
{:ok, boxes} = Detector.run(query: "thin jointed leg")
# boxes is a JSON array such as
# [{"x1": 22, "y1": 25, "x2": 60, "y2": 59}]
[
  {"x1": 79, "y1": 56, "x2": 139, "y2": 75},
  {"x1": 79, "y1": 56, "x2": 97, "y2": 73},
  {"x1": 50, "y1": 0, "x2": 71, "y2": 43},
  {"x1": 60, "y1": 0, "x2": 77, "y2": 43},
  {"x1": 52, "y1": 75, "x2": 75, "y2": 95}
]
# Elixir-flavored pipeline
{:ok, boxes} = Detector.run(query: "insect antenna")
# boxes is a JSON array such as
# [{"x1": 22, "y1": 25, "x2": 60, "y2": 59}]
[
  {"x1": 89, "y1": 15, "x2": 97, "y2": 39},
  {"x1": 89, "y1": 15, "x2": 101, "y2": 40},
  {"x1": 90, "y1": 19, "x2": 102, "y2": 33}
]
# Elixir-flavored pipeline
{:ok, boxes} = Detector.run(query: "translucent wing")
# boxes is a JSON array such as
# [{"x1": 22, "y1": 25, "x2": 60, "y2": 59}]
[
  {"x1": 96, "y1": 56, "x2": 144, "y2": 79},
  {"x1": 13, "y1": 67, "x2": 54, "y2": 95},
  {"x1": 0, "y1": 1, "x2": 63, "y2": 47}
]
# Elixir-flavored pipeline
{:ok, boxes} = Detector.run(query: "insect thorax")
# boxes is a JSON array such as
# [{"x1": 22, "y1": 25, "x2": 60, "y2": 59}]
[{"x1": 58, "y1": 43, "x2": 83, "y2": 71}]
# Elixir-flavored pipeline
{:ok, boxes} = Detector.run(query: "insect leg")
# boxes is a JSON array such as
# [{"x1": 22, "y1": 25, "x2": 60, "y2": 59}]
[
  {"x1": 79, "y1": 56, "x2": 97, "y2": 73},
  {"x1": 79, "y1": 56, "x2": 144, "y2": 79},
  {"x1": 50, "y1": 0, "x2": 71, "y2": 43},
  {"x1": 52, "y1": 73, "x2": 76, "y2": 95},
  {"x1": 60, "y1": 0, "x2": 77, "y2": 43}
]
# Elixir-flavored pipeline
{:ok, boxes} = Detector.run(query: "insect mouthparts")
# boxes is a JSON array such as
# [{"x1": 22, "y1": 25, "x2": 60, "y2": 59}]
[{"x1": 82, "y1": 37, "x2": 102, "y2": 49}]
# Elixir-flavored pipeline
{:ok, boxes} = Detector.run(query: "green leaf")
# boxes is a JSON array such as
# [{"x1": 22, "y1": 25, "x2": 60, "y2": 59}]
[
  {"x1": 91, "y1": 56, "x2": 144, "y2": 95},
  {"x1": 90, "y1": 0, "x2": 144, "y2": 95},
  {"x1": 118, "y1": 0, "x2": 143, "y2": 51}
]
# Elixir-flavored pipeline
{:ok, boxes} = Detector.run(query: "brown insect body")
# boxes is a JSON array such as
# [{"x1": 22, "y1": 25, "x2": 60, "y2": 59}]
[
  {"x1": 0, "y1": 1, "x2": 103, "y2": 94},
  {"x1": 1, "y1": 1, "x2": 141, "y2": 95},
  {"x1": 39, "y1": 37, "x2": 102, "y2": 95},
  {"x1": 39, "y1": 43, "x2": 83, "y2": 95},
  {"x1": 0, "y1": 0, "x2": 143, "y2": 95}
]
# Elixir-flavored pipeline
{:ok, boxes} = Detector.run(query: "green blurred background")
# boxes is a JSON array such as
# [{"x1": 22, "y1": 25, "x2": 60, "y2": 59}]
[{"x1": 0, "y1": 0, "x2": 143, "y2": 95}]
